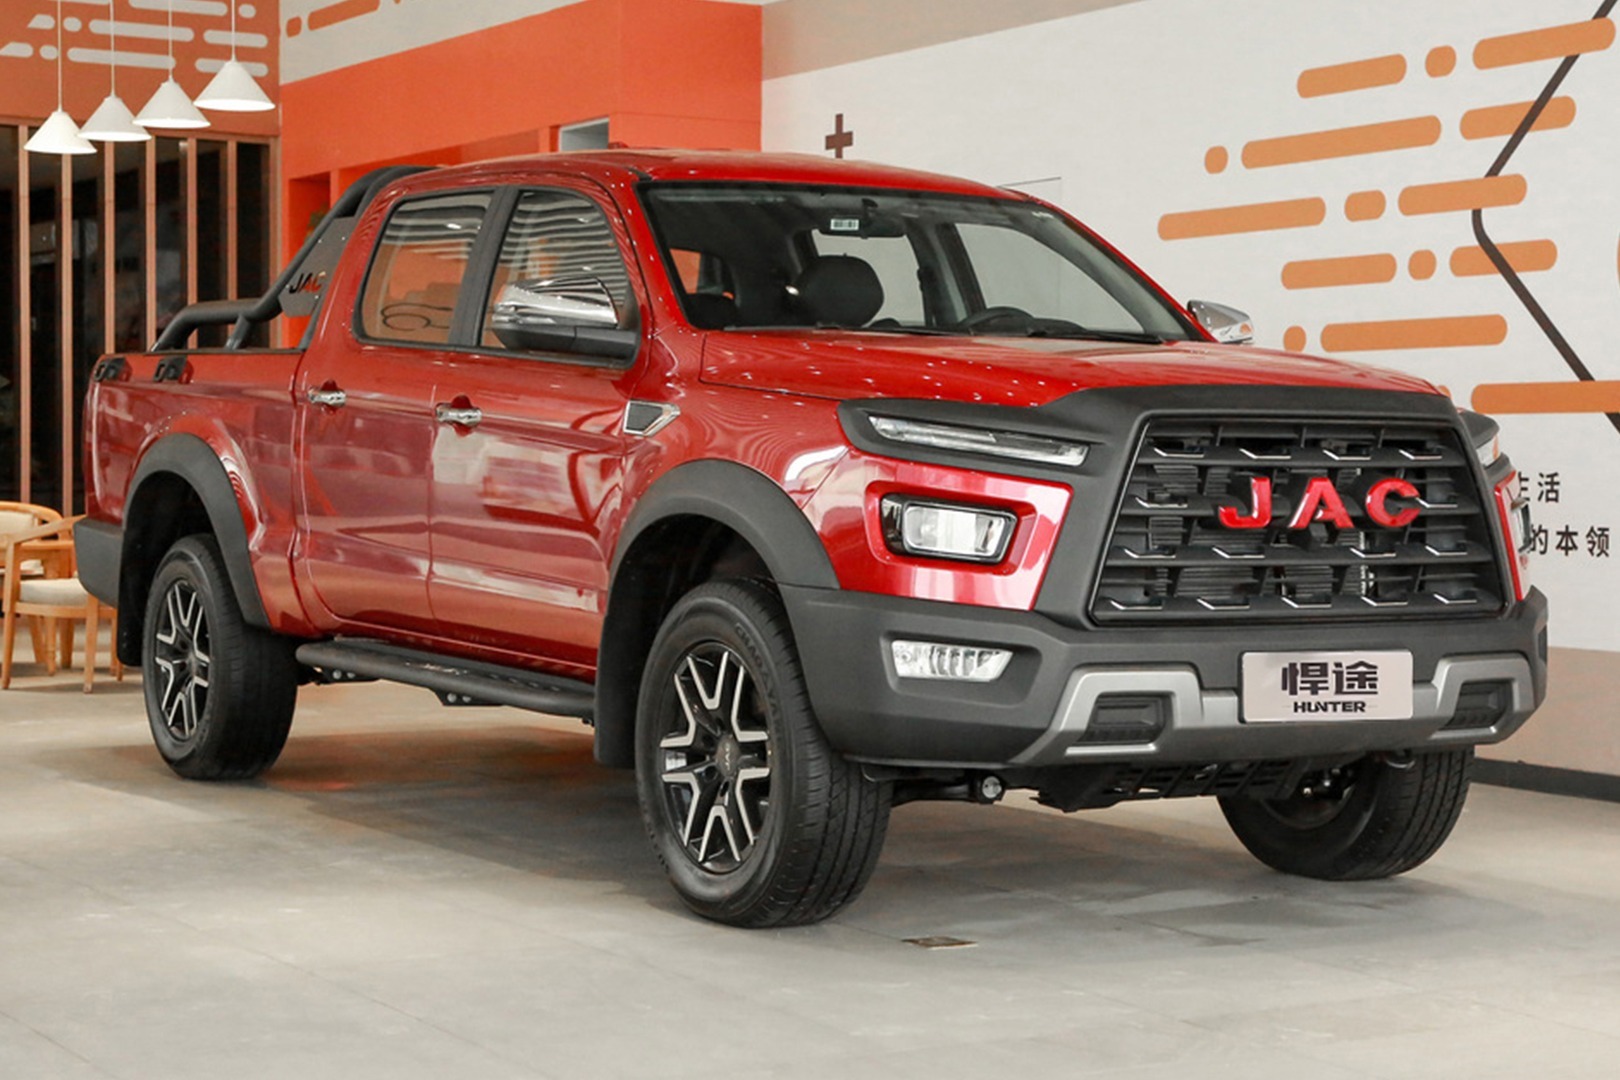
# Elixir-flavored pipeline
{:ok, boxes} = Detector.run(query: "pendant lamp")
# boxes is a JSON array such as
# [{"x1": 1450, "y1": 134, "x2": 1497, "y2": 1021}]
[
  {"x1": 82, "y1": 14, "x2": 152, "y2": 141},
  {"x1": 24, "y1": 0, "x2": 95, "y2": 155},
  {"x1": 196, "y1": 2, "x2": 272, "y2": 112},
  {"x1": 137, "y1": 0, "x2": 209, "y2": 129}
]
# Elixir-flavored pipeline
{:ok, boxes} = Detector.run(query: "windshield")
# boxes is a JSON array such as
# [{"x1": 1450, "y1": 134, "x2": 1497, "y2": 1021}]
[{"x1": 639, "y1": 182, "x2": 1198, "y2": 341}]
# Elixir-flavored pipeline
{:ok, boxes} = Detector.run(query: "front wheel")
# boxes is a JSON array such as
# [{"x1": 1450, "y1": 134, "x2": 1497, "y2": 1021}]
[
  {"x1": 142, "y1": 535, "x2": 298, "y2": 780},
  {"x1": 635, "y1": 580, "x2": 891, "y2": 927},
  {"x1": 1219, "y1": 749, "x2": 1473, "y2": 880}
]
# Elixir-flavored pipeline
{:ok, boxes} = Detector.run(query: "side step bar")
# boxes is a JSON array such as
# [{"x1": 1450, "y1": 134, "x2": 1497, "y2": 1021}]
[{"x1": 295, "y1": 638, "x2": 595, "y2": 720}]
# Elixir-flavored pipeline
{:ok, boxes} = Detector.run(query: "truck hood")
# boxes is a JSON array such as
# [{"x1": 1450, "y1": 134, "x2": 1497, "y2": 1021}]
[{"x1": 699, "y1": 330, "x2": 1437, "y2": 407}]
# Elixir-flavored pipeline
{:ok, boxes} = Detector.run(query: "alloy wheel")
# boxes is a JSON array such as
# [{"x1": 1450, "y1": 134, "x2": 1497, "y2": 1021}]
[
  {"x1": 151, "y1": 580, "x2": 211, "y2": 742},
  {"x1": 657, "y1": 642, "x2": 772, "y2": 873}
]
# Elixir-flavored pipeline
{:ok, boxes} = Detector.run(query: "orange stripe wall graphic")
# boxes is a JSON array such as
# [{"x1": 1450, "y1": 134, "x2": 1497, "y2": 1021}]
[{"x1": 1152, "y1": 6, "x2": 1619, "y2": 432}]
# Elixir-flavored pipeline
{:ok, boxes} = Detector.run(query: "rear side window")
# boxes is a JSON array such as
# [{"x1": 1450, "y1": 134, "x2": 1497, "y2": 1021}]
[{"x1": 359, "y1": 192, "x2": 491, "y2": 345}]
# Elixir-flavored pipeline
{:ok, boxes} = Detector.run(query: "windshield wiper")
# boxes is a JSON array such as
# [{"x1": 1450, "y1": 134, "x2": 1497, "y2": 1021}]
[
  {"x1": 1031, "y1": 327, "x2": 1167, "y2": 345},
  {"x1": 849, "y1": 324, "x2": 963, "y2": 337},
  {"x1": 809, "y1": 323, "x2": 964, "y2": 337}
]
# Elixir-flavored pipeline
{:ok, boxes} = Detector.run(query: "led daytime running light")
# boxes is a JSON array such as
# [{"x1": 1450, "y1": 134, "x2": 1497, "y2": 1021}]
[{"x1": 870, "y1": 416, "x2": 1088, "y2": 468}]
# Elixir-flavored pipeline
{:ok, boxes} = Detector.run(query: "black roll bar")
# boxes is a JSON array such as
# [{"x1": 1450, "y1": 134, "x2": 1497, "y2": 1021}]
[{"x1": 153, "y1": 163, "x2": 435, "y2": 352}]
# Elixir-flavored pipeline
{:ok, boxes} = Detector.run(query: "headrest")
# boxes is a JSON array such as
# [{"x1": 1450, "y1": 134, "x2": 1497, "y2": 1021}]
[{"x1": 794, "y1": 255, "x2": 884, "y2": 327}]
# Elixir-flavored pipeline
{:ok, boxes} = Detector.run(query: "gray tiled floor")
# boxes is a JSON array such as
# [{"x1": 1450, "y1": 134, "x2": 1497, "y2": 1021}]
[{"x1": 3, "y1": 666, "x2": 1620, "y2": 1078}]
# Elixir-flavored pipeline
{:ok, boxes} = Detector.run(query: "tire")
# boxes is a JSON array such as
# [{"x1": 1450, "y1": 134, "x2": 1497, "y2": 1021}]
[
  {"x1": 142, "y1": 535, "x2": 298, "y2": 780},
  {"x1": 635, "y1": 580, "x2": 892, "y2": 927},
  {"x1": 1219, "y1": 749, "x2": 1473, "y2": 880}
]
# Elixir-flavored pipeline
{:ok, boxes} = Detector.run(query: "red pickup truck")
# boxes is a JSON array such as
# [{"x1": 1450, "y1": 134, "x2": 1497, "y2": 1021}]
[{"x1": 77, "y1": 151, "x2": 1545, "y2": 927}]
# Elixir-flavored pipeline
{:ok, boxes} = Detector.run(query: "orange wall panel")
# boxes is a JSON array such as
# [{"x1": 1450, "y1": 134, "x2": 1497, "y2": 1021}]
[
  {"x1": 0, "y1": 0, "x2": 279, "y2": 138},
  {"x1": 280, "y1": 0, "x2": 761, "y2": 181}
]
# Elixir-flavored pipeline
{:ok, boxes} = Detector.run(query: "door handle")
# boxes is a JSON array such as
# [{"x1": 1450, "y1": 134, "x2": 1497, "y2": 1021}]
[
  {"x1": 306, "y1": 385, "x2": 347, "y2": 409},
  {"x1": 435, "y1": 402, "x2": 483, "y2": 429}
]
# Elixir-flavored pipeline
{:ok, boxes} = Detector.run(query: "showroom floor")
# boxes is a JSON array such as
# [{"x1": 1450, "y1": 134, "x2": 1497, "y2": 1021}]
[{"x1": 3, "y1": 664, "x2": 1620, "y2": 1080}]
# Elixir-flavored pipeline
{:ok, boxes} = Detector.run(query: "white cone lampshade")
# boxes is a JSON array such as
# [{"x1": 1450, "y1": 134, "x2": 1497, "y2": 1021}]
[
  {"x1": 24, "y1": 110, "x2": 96, "y2": 155},
  {"x1": 137, "y1": 78, "x2": 210, "y2": 129},
  {"x1": 195, "y1": 59, "x2": 273, "y2": 112},
  {"x1": 82, "y1": 94, "x2": 152, "y2": 142}
]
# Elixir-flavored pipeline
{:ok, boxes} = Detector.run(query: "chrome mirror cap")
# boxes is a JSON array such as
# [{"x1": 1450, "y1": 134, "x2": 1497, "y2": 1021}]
[
  {"x1": 1188, "y1": 299, "x2": 1255, "y2": 345},
  {"x1": 492, "y1": 277, "x2": 621, "y2": 330}
]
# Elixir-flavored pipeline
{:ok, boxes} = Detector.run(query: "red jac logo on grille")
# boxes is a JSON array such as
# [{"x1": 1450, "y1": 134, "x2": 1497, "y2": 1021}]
[{"x1": 1218, "y1": 477, "x2": 1420, "y2": 530}]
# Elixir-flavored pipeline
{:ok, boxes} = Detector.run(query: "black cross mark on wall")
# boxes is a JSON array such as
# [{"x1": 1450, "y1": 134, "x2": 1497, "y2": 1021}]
[{"x1": 825, "y1": 113, "x2": 854, "y2": 158}]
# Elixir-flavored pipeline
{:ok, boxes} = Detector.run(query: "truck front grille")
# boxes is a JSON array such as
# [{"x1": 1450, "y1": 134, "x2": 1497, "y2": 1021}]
[{"x1": 1090, "y1": 418, "x2": 1506, "y2": 624}]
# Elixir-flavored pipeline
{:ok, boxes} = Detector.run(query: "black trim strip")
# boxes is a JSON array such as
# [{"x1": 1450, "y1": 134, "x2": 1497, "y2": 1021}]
[
  {"x1": 1474, "y1": 758, "x2": 1620, "y2": 804},
  {"x1": 1471, "y1": 0, "x2": 1620, "y2": 437},
  {"x1": 295, "y1": 638, "x2": 595, "y2": 719}
]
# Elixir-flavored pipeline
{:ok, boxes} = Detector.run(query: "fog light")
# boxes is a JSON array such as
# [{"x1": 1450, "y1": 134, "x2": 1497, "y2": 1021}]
[
  {"x1": 881, "y1": 497, "x2": 1015, "y2": 563},
  {"x1": 891, "y1": 640, "x2": 1012, "y2": 682}
]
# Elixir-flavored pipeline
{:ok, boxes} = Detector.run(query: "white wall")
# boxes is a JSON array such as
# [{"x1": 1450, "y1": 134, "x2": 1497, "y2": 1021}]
[
  {"x1": 763, "y1": 0, "x2": 1620, "y2": 776},
  {"x1": 763, "y1": 0, "x2": 1620, "y2": 655}
]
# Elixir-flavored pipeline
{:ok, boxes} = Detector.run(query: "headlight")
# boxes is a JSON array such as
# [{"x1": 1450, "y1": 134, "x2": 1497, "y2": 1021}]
[
  {"x1": 880, "y1": 496, "x2": 1015, "y2": 563},
  {"x1": 869, "y1": 416, "x2": 1089, "y2": 468}
]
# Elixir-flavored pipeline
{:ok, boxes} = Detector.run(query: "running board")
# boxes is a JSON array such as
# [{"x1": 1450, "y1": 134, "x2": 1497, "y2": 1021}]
[{"x1": 294, "y1": 638, "x2": 595, "y2": 720}]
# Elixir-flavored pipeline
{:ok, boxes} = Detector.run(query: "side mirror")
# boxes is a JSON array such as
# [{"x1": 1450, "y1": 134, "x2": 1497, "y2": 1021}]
[
  {"x1": 1188, "y1": 299, "x2": 1255, "y2": 345},
  {"x1": 489, "y1": 276, "x2": 639, "y2": 360}
]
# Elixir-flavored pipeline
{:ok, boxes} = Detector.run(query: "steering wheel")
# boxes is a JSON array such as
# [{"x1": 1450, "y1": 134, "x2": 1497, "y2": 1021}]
[{"x1": 955, "y1": 305, "x2": 1036, "y2": 332}]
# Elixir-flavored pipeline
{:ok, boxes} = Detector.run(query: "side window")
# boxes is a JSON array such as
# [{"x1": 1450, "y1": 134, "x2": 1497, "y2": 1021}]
[
  {"x1": 481, "y1": 189, "x2": 634, "y2": 351},
  {"x1": 359, "y1": 192, "x2": 490, "y2": 345},
  {"x1": 810, "y1": 233, "x2": 925, "y2": 324},
  {"x1": 954, "y1": 222, "x2": 1139, "y2": 331}
]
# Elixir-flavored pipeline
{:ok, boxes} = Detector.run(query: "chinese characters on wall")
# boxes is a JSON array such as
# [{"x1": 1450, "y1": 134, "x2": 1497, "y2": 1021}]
[{"x1": 1528, "y1": 472, "x2": 1611, "y2": 561}]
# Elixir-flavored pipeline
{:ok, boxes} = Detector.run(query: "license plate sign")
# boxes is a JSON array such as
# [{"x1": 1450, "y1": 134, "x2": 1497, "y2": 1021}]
[{"x1": 1242, "y1": 651, "x2": 1413, "y2": 721}]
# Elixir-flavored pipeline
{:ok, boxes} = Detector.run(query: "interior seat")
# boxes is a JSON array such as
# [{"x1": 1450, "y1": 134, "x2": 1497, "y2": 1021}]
[{"x1": 793, "y1": 255, "x2": 885, "y2": 327}]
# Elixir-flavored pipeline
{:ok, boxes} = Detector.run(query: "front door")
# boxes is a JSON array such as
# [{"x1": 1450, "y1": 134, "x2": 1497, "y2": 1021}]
[{"x1": 426, "y1": 186, "x2": 642, "y2": 670}]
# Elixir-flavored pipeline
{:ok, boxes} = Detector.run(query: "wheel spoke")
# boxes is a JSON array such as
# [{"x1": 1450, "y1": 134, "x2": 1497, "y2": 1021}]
[
  {"x1": 156, "y1": 657, "x2": 184, "y2": 728},
  {"x1": 665, "y1": 675, "x2": 706, "y2": 749},
  {"x1": 178, "y1": 678, "x2": 198, "y2": 739},
  {"x1": 684, "y1": 776, "x2": 722, "y2": 852},
  {"x1": 731, "y1": 769, "x2": 769, "y2": 845},
  {"x1": 698, "y1": 800, "x2": 743, "y2": 865},
  {"x1": 157, "y1": 588, "x2": 184, "y2": 647}
]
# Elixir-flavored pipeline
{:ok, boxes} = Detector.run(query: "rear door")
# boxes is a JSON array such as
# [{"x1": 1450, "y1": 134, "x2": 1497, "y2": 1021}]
[
  {"x1": 426, "y1": 184, "x2": 644, "y2": 669},
  {"x1": 296, "y1": 189, "x2": 492, "y2": 634}
]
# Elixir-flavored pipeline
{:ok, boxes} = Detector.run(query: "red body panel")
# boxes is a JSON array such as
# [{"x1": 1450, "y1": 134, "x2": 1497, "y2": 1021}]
[
  {"x1": 83, "y1": 350, "x2": 319, "y2": 639},
  {"x1": 801, "y1": 450, "x2": 1071, "y2": 609},
  {"x1": 701, "y1": 331, "x2": 1434, "y2": 406}
]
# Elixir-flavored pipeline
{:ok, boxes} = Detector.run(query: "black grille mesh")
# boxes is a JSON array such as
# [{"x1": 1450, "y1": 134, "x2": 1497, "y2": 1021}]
[{"x1": 1090, "y1": 419, "x2": 1505, "y2": 624}]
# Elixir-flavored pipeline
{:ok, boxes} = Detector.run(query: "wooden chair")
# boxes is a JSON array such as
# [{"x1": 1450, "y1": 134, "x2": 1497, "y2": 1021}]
[
  {"x1": 0, "y1": 501, "x2": 61, "y2": 663},
  {"x1": 1, "y1": 516, "x2": 124, "y2": 693}
]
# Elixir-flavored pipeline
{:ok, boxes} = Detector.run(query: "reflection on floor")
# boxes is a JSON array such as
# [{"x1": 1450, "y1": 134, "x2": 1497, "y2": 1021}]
[{"x1": 2, "y1": 670, "x2": 1619, "y2": 1079}]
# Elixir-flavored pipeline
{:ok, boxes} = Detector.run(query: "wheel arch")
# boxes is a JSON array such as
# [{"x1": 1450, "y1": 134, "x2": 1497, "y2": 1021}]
[
  {"x1": 594, "y1": 460, "x2": 839, "y2": 768},
  {"x1": 116, "y1": 433, "x2": 270, "y2": 664}
]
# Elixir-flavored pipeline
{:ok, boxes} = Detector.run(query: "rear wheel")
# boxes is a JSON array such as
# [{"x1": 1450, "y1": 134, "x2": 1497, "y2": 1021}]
[
  {"x1": 1219, "y1": 749, "x2": 1473, "y2": 880},
  {"x1": 142, "y1": 535, "x2": 298, "y2": 780},
  {"x1": 635, "y1": 580, "x2": 891, "y2": 927}
]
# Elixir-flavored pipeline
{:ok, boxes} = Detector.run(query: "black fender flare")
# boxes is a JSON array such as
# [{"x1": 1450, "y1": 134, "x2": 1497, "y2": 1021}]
[
  {"x1": 123, "y1": 433, "x2": 270, "y2": 631},
  {"x1": 610, "y1": 460, "x2": 838, "y2": 589},
  {"x1": 594, "y1": 460, "x2": 839, "y2": 767}
]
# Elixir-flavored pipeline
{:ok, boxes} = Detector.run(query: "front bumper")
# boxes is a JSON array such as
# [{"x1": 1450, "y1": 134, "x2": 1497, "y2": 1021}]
[{"x1": 781, "y1": 584, "x2": 1547, "y2": 769}]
